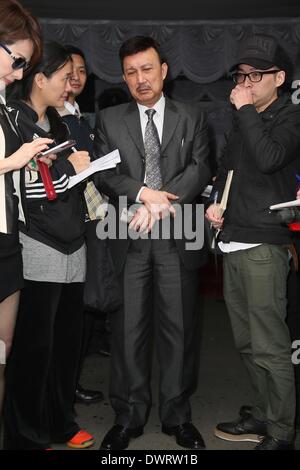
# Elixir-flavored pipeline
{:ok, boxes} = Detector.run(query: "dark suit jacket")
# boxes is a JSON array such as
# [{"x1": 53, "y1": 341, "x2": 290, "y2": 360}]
[{"x1": 94, "y1": 97, "x2": 211, "y2": 274}]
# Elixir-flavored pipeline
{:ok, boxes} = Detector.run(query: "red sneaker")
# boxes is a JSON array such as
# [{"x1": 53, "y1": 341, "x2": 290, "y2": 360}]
[{"x1": 67, "y1": 430, "x2": 94, "y2": 449}]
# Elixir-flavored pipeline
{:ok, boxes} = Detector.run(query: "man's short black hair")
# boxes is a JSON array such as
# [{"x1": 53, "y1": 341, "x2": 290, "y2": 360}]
[
  {"x1": 119, "y1": 35, "x2": 165, "y2": 72},
  {"x1": 64, "y1": 44, "x2": 86, "y2": 66}
]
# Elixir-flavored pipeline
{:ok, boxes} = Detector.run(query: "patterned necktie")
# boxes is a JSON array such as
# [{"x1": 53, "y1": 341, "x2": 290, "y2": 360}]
[{"x1": 144, "y1": 109, "x2": 162, "y2": 190}]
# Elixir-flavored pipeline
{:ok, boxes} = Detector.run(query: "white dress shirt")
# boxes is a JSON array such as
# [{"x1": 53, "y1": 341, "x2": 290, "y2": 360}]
[
  {"x1": 137, "y1": 93, "x2": 165, "y2": 144},
  {"x1": 58, "y1": 100, "x2": 81, "y2": 118},
  {"x1": 218, "y1": 241, "x2": 261, "y2": 253},
  {"x1": 136, "y1": 94, "x2": 165, "y2": 201}
]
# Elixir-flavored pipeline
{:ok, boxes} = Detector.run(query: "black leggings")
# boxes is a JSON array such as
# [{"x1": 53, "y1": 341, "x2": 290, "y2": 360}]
[{"x1": 4, "y1": 281, "x2": 84, "y2": 449}]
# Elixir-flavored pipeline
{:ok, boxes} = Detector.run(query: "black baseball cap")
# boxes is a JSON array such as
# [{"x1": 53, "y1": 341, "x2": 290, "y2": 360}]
[{"x1": 229, "y1": 35, "x2": 288, "y2": 72}]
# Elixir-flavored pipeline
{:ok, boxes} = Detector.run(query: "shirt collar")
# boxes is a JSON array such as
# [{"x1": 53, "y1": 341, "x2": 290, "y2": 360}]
[
  {"x1": 63, "y1": 100, "x2": 81, "y2": 117},
  {"x1": 137, "y1": 93, "x2": 165, "y2": 118}
]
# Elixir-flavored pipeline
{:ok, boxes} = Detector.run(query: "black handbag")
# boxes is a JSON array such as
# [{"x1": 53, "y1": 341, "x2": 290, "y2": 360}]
[{"x1": 84, "y1": 220, "x2": 122, "y2": 313}]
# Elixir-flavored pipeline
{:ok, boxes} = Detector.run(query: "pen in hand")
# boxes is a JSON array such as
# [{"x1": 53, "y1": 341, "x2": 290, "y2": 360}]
[
  {"x1": 210, "y1": 190, "x2": 218, "y2": 229},
  {"x1": 68, "y1": 145, "x2": 91, "y2": 175}
]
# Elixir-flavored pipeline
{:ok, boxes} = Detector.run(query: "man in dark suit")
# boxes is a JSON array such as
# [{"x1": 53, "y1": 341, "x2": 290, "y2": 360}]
[{"x1": 94, "y1": 36, "x2": 211, "y2": 450}]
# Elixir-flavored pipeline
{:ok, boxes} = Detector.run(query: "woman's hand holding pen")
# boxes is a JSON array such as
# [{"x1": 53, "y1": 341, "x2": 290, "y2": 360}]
[{"x1": 68, "y1": 151, "x2": 90, "y2": 174}]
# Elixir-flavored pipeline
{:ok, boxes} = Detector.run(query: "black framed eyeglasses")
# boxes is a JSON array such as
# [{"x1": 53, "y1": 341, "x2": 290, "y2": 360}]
[
  {"x1": 232, "y1": 70, "x2": 280, "y2": 84},
  {"x1": 0, "y1": 43, "x2": 30, "y2": 71}
]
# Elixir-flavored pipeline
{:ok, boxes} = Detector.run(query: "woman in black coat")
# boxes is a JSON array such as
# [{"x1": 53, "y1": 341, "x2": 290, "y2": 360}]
[
  {"x1": 0, "y1": 0, "x2": 51, "y2": 421},
  {"x1": 4, "y1": 41, "x2": 94, "y2": 450}
]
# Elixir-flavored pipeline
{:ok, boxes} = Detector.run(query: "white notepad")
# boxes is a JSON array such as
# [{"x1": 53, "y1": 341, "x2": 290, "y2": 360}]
[{"x1": 68, "y1": 149, "x2": 121, "y2": 189}]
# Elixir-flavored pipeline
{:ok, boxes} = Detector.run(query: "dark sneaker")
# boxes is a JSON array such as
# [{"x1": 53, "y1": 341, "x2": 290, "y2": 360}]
[
  {"x1": 215, "y1": 414, "x2": 267, "y2": 443},
  {"x1": 254, "y1": 435, "x2": 294, "y2": 450}
]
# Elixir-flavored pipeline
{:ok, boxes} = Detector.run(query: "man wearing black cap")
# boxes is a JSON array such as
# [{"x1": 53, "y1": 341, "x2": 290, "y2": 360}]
[{"x1": 206, "y1": 35, "x2": 300, "y2": 450}]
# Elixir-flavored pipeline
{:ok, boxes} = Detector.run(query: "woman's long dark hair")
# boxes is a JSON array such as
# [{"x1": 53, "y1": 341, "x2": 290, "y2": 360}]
[
  {"x1": 15, "y1": 41, "x2": 72, "y2": 141},
  {"x1": 23, "y1": 41, "x2": 71, "y2": 101}
]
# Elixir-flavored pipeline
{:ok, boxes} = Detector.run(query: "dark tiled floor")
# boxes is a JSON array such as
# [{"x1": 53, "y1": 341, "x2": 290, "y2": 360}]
[{"x1": 53, "y1": 297, "x2": 300, "y2": 450}]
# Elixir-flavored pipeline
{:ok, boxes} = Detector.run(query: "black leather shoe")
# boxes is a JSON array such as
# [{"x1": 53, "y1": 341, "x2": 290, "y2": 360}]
[
  {"x1": 255, "y1": 435, "x2": 294, "y2": 450},
  {"x1": 75, "y1": 384, "x2": 104, "y2": 404},
  {"x1": 215, "y1": 415, "x2": 267, "y2": 443},
  {"x1": 100, "y1": 425, "x2": 143, "y2": 450},
  {"x1": 162, "y1": 422, "x2": 206, "y2": 449}
]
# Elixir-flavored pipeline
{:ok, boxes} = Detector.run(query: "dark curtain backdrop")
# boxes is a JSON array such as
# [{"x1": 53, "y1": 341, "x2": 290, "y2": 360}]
[
  {"x1": 40, "y1": 18, "x2": 300, "y2": 83},
  {"x1": 38, "y1": 18, "x2": 300, "y2": 173}
]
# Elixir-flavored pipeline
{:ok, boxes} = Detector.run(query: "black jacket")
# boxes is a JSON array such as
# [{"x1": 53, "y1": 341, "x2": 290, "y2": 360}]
[
  {"x1": 62, "y1": 113, "x2": 94, "y2": 155},
  {"x1": 0, "y1": 104, "x2": 27, "y2": 237},
  {"x1": 213, "y1": 94, "x2": 300, "y2": 245},
  {"x1": 7, "y1": 100, "x2": 86, "y2": 254}
]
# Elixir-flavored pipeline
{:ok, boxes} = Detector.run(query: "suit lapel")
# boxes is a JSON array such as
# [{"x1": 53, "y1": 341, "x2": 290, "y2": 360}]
[
  {"x1": 123, "y1": 98, "x2": 180, "y2": 156},
  {"x1": 161, "y1": 98, "x2": 180, "y2": 154},
  {"x1": 123, "y1": 102, "x2": 144, "y2": 157}
]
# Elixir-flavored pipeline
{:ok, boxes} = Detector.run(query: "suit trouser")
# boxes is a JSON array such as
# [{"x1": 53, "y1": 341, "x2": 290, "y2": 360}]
[
  {"x1": 223, "y1": 244, "x2": 295, "y2": 441},
  {"x1": 4, "y1": 281, "x2": 83, "y2": 449},
  {"x1": 110, "y1": 238, "x2": 201, "y2": 428}
]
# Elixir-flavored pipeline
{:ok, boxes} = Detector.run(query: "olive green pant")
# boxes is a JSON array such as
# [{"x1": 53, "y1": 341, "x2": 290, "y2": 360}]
[{"x1": 223, "y1": 244, "x2": 295, "y2": 441}]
